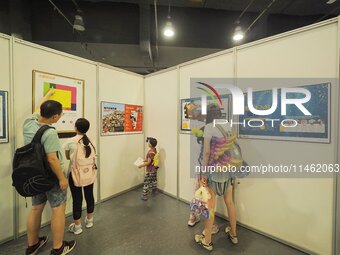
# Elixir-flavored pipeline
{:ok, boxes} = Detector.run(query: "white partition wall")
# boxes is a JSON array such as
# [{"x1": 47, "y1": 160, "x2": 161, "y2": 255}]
[
  {"x1": 234, "y1": 21, "x2": 338, "y2": 255},
  {"x1": 98, "y1": 65, "x2": 144, "y2": 200},
  {"x1": 144, "y1": 69, "x2": 178, "y2": 197},
  {"x1": 13, "y1": 40, "x2": 98, "y2": 234},
  {"x1": 0, "y1": 35, "x2": 14, "y2": 243},
  {"x1": 178, "y1": 52, "x2": 235, "y2": 202}
]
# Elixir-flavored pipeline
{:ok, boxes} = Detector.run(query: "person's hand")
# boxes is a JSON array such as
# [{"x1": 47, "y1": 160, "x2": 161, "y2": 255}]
[
  {"x1": 138, "y1": 165, "x2": 144, "y2": 168},
  {"x1": 46, "y1": 88, "x2": 55, "y2": 98},
  {"x1": 59, "y1": 177, "x2": 68, "y2": 190}
]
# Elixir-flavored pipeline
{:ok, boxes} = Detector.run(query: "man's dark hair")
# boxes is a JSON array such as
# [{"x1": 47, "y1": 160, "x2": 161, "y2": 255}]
[
  {"x1": 40, "y1": 100, "x2": 62, "y2": 118},
  {"x1": 149, "y1": 138, "x2": 157, "y2": 147}
]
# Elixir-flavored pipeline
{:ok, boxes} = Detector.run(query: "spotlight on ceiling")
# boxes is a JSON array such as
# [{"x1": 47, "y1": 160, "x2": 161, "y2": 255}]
[
  {"x1": 233, "y1": 26, "x2": 244, "y2": 41},
  {"x1": 163, "y1": 1, "x2": 175, "y2": 38},
  {"x1": 163, "y1": 20, "x2": 174, "y2": 37},
  {"x1": 73, "y1": 14, "x2": 85, "y2": 31}
]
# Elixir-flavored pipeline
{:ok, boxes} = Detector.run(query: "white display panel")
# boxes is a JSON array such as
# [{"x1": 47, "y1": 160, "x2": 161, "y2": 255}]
[
  {"x1": 0, "y1": 35, "x2": 14, "y2": 243},
  {"x1": 98, "y1": 66, "x2": 144, "y2": 199},
  {"x1": 144, "y1": 69, "x2": 178, "y2": 196},
  {"x1": 235, "y1": 23, "x2": 338, "y2": 254},
  {"x1": 13, "y1": 41, "x2": 98, "y2": 234}
]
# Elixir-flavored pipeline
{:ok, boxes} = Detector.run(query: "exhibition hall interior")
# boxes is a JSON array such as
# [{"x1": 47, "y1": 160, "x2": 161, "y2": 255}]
[{"x1": 0, "y1": 0, "x2": 340, "y2": 254}]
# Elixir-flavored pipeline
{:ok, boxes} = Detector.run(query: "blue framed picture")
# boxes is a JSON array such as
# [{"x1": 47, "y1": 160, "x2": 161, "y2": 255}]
[{"x1": 0, "y1": 90, "x2": 8, "y2": 143}]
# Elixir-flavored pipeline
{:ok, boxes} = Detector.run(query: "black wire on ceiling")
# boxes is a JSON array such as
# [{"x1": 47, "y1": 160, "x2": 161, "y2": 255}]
[{"x1": 48, "y1": 0, "x2": 97, "y2": 60}]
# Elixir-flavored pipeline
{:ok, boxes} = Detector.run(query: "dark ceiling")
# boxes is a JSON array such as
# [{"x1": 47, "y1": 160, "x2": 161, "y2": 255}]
[{"x1": 0, "y1": 0, "x2": 339, "y2": 74}]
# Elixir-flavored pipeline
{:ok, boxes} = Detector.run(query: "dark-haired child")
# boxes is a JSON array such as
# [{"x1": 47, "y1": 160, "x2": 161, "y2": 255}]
[
  {"x1": 63, "y1": 118, "x2": 95, "y2": 235},
  {"x1": 138, "y1": 137, "x2": 158, "y2": 201}
]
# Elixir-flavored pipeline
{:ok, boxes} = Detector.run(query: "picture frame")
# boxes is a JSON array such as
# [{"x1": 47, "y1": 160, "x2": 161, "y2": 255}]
[
  {"x1": 101, "y1": 101, "x2": 143, "y2": 136},
  {"x1": 32, "y1": 70, "x2": 84, "y2": 138},
  {"x1": 0, "y1": 90, "x2": 8, "y2": 143}
]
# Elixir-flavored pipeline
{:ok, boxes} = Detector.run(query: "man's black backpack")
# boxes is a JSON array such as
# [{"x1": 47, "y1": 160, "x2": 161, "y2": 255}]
[{"x1": 12, "y1": 125, "x2": 58, "y2": 197}]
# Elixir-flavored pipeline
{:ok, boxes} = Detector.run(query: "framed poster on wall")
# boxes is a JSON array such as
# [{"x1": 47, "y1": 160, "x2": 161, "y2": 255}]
[
  {"x1": 180, "y1": 95, "x2": 231, "y2": 133},
  {"x1": 33, "y1": 70, "x2": 84, "y2": 137},
  {"x1": 0, "y1": 90, "x2": 8, "y2": 143},
  {"x1": 101, "y1": 101, "x2": 143, "y2": 136},
  {"x1": 238, "y1": 83, "x2": 330, "y2": 143}
]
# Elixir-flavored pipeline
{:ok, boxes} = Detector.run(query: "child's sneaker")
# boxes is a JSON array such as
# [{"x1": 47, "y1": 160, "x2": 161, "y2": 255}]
[
  {"x1": 50, "y1": 240, "x2": 76, "y2": 255},
  {"x1": 188, "y1": 212, "x2": 200, "y2": 227},
  {"x1": 68, "y1": 223, "x2": 83, "y2": 235},
  {"x1": 225, "y1": 226, "x2": 238, "y2": 244},
  {"x1": 194, "y1": 234, "x2": 213, "y2": 251},
  {"x1": 202, "y1": 224, "x2": 219, "y2": 235},
  {"x1": 84, "y1": 217, "x2": 94, "y2": 228},
  {"x1": 25, "y1": 236, "x2": 48, "y2": 255}
]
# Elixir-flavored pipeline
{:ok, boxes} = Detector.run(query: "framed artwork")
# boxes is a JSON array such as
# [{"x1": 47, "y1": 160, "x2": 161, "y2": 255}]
[
  {"x1": 33, "y1": 70, "x2": 84, "y2": 137},
  {"x1": 180, "y1": 95, "x2": 231, "y2": 133},
  {"x1": 238, "y1": 83, "x2": 330, "y2": 143},
  {"x1": 0, "y1": 90, "x2": 8, "y2": 143},
  {"x1": 101, "y1": 101, "x2": 143, "y2": 136}
]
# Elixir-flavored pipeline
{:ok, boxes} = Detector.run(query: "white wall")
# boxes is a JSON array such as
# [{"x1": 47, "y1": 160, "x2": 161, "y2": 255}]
[
  {"x1": 98, "y1": 65, "x2": 144, "y2": 200},
  {"x1": 178, "y1": 52, "x2": 235, "y2": 202},
  {"x1": 234, "y1": 22, "x2": 338, "y2": 255},
  {"x1": 0, "y1": 35, "x2": 14, "y2": 243},
  {"x1": 144, "y1": 69, "x2": 178, "y2": 196},
  {"x1": 13, "y1": 40, "x2": 98, "y2": 234}
]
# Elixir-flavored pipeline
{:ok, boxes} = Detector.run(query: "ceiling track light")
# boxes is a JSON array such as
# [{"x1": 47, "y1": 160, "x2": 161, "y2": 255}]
[
  {"x1": 73, "y1": 13, "x2": 85, "y2": 31},
  {"x1": 232, "y1": 0, "x2": 277, "y2": 42},
  {"x1": 163, "y1": 1, "x2": 175, "y2": 38}
]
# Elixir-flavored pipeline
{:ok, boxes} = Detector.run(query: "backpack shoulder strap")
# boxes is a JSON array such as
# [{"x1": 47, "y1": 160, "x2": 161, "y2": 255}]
[{"x1": 32, "y1": 125, "x2": 55, "y2": 144}]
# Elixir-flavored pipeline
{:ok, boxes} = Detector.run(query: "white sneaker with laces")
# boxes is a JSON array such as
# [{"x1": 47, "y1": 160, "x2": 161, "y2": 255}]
[
  {"x1": 85, "y1": 217, "x2": 94, "y2": 228},
  {"x1": 188, "y1": 212, "x2": 200, "y2": 227},
  {"x1": 202, "y1": 224, "x2": 219, "y2": 235},
  {"x1": 225, "y1": 226, "x2": 238, "y2": 244},
  {"x1": 68, "y1": 223, "x2": 83, "y2": 235}
]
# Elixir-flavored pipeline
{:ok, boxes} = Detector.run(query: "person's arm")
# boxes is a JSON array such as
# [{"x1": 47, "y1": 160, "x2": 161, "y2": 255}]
[
  {"x1": 33, "y1": 89, "x2": 55, "y2": 114},
  {"x1": 138, "y1": 157, "x2": 151, "y2": 168},
  {"x1": 47, "y1": 152, "x2": 68, "y2": 190}
]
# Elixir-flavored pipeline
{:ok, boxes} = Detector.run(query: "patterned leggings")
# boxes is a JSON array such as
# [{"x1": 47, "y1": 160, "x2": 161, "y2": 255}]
[{"x1": 143, "y1": 172, "x2": 157, "y2": 196}]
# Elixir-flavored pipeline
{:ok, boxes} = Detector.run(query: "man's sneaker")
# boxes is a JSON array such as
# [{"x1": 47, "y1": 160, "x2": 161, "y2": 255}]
[
  {"x1": 225, "y1": 226, "x2": 238, "y2": 244},
  {"x1": 202, "y1": 224, "x2": 219, "y2": 235},
  {"x1": 25, "y1": 236, "x2": 48, "y2": 255},
  {"x1": 84, "y1": 217, "x2": 93, "y2": 228},
  {"x1": 68, "y1": 223, "x2": 83, "y2": 235},
  {"x1": 194, "y1": 234, "x2": 213, "y2": 251},
  {"x1": 188, "y1": 212, "x2": 200, "y2": 227},
  {"x1": 50, "y1": 241, "x2": 76, "y2": 255}
]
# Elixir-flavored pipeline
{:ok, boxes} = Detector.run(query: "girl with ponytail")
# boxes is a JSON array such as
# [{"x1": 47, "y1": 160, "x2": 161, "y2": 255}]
[{"x1": 63, "y1": 118, "x2": 96, "y2": 235}]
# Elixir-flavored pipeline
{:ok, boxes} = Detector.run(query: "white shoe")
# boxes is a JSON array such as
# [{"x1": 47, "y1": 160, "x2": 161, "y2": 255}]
[
  {"x1": 225, "y1": 226, "x2": 238, "y2": 244},
  {"x1": 85, "y1": 216, "x2": 94, "y2": 228},
  {"x1": 68, "y1": 223, "x2": 83, "y2": 235},
  {"x1": 188, "y1": 212, "x2": 200, "y2": 227},
  {"x1": 202, "y1": 224, "x2": 219, "y2": 235}
]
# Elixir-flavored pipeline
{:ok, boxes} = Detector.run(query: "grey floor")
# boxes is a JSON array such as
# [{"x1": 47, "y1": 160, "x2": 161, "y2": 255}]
[{"x1": 0, "y1": 188, "x2": 308, "y2": 255}]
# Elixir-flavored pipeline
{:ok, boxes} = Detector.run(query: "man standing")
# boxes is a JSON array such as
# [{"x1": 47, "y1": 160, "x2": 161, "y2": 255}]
[{"x1": 24, "y1": 89, "x2": 76, "y2": 255}]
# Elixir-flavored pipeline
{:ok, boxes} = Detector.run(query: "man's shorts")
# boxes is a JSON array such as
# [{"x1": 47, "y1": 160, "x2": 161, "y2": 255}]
[{"x1": 32, "y1": 184, "x2": 67, "y2": 208}]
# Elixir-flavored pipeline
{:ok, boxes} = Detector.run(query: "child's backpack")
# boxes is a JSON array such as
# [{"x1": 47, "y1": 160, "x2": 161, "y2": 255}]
[
  {"x1": 152, "y1": 152, "x2": 159, "y2": 169},
  {"x1": 12, "y1": 125, "x2": 58, "y2": 197},
  {"x1": 71, "y1": 137, "x2": 97, "y2": 187},
  {"x1": 149, "y1": 151, "x2": 159, "y2": 170}
]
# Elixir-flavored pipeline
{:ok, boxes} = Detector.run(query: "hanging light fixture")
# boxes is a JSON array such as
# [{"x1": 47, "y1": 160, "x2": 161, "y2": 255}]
[
  {"x1": 163, "y1": 1, "x2": 175, "y2": 37},
  {"x1": 73, "y1": 13, "x2": 85, "y2": 31},
  {"x1": 233, "y1": 26, "x2": 244, "y2": 41}
]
